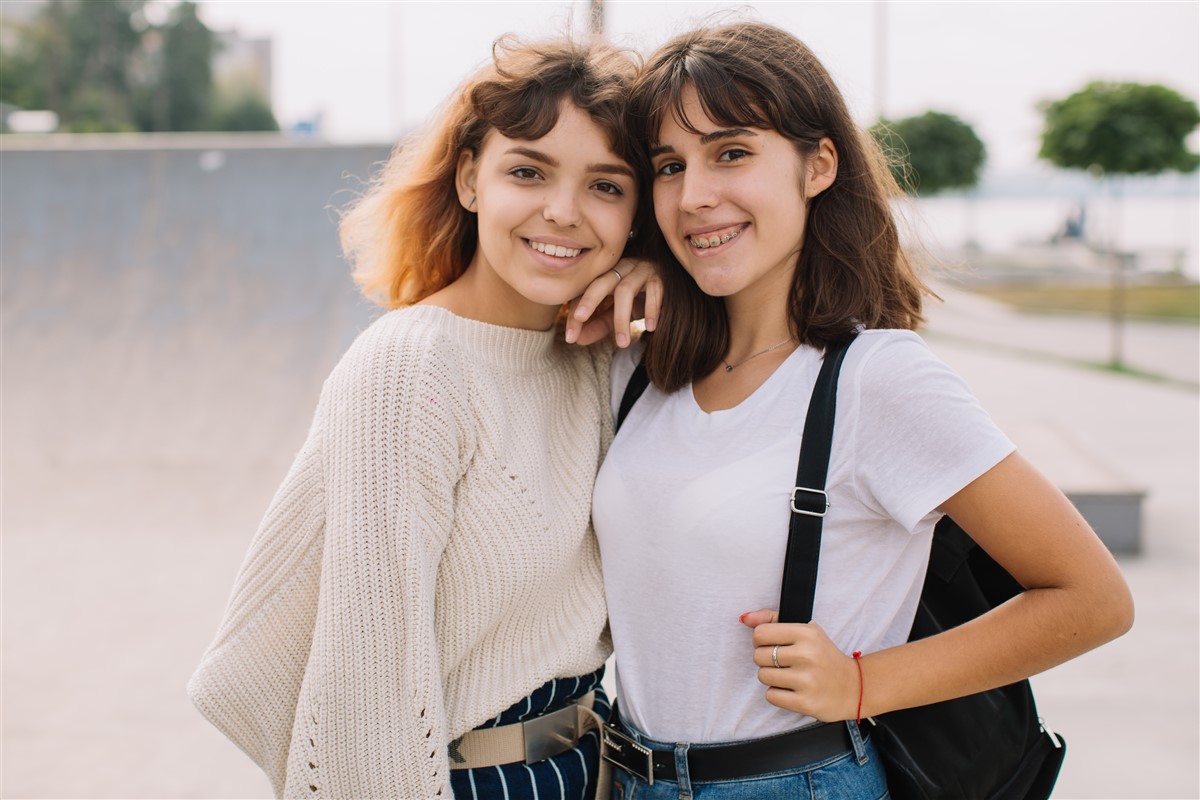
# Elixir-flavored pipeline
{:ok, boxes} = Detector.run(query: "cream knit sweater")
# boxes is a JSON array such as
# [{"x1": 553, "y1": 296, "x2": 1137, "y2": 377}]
[{"x1": 188, "y1": 305, "x2": 613, "y2": 799}]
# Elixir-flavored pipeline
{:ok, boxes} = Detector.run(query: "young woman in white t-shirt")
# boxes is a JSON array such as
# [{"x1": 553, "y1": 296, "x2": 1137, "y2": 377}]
[{"x1": 587, "y1": 22, "x2": 1133, "y2": 799}]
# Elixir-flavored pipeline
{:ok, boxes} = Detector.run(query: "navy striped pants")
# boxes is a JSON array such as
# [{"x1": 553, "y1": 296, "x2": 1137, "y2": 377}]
[{"x1": 450, "y1": 667, "x2": 610, "y2": 800}]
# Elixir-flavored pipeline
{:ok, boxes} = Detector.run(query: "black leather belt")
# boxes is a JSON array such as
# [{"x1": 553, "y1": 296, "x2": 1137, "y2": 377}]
[{"x1": 601, "y1": 716, "x2": 857, "y2": 785}]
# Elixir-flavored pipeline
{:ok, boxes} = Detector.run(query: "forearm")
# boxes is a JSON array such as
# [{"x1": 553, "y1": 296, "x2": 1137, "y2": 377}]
[{"x1": 858, "y1": 578, "x2": 1132, "y2": 718}]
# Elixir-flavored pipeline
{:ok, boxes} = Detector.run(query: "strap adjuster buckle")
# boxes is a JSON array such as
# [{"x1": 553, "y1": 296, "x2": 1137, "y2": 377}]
[{"x1": 790, "y1": 487, "x2": 829, "y2": 517}]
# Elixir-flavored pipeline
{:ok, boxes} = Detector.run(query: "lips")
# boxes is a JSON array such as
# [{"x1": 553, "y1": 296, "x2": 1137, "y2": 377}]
[
  {"x1": 526, "y1": 238, "x2": 585, "y2": 259},
  {"x1": 686, "y1": 223, "x2": 746, "y2": 250}
]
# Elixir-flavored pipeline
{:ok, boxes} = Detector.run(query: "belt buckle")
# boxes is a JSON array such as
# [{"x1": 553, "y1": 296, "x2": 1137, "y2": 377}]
[
  {"x1": 523, "y1": 703, "x2": 578, "y2": 763},
  {"x1": 601, "y1": 723, "x2": 654, "y2": 786}
]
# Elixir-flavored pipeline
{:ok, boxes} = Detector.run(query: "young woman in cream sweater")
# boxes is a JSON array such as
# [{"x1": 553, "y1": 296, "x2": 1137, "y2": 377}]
[{"x1": 190, "y1": 36, "x2": 655, "y2": 799}]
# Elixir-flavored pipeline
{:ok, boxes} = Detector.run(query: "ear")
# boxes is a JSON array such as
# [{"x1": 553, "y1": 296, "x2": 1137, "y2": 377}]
[
  {"x1": 455, "y1": 149, "x2": 479, "y2": 211},
  {"x1": 805, "y1": 137, "x2": 838, "y2": 199}
]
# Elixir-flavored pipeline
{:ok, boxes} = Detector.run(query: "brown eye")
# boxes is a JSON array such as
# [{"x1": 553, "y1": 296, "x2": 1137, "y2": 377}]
[{"x1": 594, "y1": 181, "x2": 624, "y2": 196}]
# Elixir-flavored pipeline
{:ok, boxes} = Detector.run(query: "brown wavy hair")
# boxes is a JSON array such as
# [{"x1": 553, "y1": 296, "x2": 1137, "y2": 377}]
[
  {"x1": 631, "y1": 22, "x2": 929, "y2": 391},
  {"x1": 340, "y1": 35, "x2": 646, "y2": 308}
]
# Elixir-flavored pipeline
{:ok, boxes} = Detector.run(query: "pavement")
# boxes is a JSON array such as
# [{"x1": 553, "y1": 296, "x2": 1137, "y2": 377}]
[
  {"x1": 0, "y1": 225, "x2": 1195, "y2": 800},
  {"x1": 921, "y1": 283, "x2": 1199, "y2": 800}
]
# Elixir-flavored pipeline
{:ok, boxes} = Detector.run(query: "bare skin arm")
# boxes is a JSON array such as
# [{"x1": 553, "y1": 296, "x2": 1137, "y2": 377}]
[{"x1": 744, "y1": 451, "x2": 1134, "y2": 722}]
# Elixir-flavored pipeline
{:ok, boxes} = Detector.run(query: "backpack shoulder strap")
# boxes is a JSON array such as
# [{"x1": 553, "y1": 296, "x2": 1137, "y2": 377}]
[
  {"x1": 615, "y1": 360, "x2": 650, "y2": 433},
  {"x1": 777, "y1": 335, "x2": 856, "y2": 624}
]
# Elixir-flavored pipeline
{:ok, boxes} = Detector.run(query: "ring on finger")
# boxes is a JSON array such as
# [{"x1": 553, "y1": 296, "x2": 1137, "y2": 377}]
[
  {"x1": 610, "y1": 268, "x2": 623, "y2": 281},
  {"x1": 771, "y1": 644, "x2": 781, "y2": 669}
]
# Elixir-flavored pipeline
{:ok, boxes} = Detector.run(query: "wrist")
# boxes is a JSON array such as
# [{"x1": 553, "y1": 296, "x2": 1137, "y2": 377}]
[{"x1": 850, "y1": 651, "x2": 864, "y2": 723}]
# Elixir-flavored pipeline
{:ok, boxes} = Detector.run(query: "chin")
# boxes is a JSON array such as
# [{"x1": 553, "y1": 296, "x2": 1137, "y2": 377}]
[
  {"x1": 686, "y1": 271, "x2": 742, "y2": 299},
  {"x1": 519, "y1": 283, "x2": 582, "y2": 309}
]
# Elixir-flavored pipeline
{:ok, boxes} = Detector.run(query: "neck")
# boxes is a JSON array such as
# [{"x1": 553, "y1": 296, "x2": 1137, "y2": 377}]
[
  {"x1": 424, "y1": 259, "x2": 559, "y2": 331},
  {"x1": 723, "y1": 282, "x2": 794, "y2": 358}
]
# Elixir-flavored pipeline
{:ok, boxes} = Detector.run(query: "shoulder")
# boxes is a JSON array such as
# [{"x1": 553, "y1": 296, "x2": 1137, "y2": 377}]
[
  {"x1": 611, "y1": 337, "x2": 646, "y2": 389},
  {"x1": 331, "y1": 306, "x2": 469, "y2": 390},
  {"x1": 346, "y1": 305, "x2": 468, "y2": 363},
  {"x1": 846, "y1": 329, "x2": 938, "y2": 377},
  {"x1": 320, "y1": 307, "x2": 474, "y2": 434},
  {"x1": 843, "y1": 329, "x2": 971, "y2": 407},
  {"x1": 608, "y1": 338, "x2": 647, "y2": 419}
]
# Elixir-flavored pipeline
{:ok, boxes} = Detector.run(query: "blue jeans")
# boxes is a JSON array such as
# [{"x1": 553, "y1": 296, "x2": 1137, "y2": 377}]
[{"x1": 608, "y1": 715, "x2": 889, "y2": 800}]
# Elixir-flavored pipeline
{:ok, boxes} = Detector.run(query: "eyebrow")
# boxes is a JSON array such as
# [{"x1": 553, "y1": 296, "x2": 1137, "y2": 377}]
[
  {"x1": 649, "y1": 128, "x2": 759, "y2": 157},
  {"x1": 505, "y1": 146, "x2": 635, "y2": 180}
]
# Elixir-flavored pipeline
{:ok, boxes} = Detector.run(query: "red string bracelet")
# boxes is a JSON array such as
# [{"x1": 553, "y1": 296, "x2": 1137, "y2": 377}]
[{"x1": 851, "y1": 651, "x2": 864, "y2": 724}]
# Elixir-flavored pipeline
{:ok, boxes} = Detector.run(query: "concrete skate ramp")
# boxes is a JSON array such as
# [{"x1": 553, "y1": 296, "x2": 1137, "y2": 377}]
[{"x1": 3, "y1": 135, "x2": 391, "y2": 797}]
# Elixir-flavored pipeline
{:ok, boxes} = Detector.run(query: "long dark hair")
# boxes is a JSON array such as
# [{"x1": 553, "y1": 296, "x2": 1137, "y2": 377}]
[{"x1": 631, "y1": 22, "x2": 928, "y2": 391}]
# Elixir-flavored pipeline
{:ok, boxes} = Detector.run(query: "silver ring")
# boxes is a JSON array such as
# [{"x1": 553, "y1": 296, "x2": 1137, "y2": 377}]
[
  {"x1": 610, "y1": 268, "x2": 623, "y2": 281},
  {"x1": 771, "y1": 644, "x2": 781, "y2": 669}
]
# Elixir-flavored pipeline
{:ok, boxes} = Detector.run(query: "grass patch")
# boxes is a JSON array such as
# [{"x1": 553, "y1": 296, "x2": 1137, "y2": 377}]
[
  {"x1": 1091, "y1": 359, "x2": 1171, "y2": 382},
  {"x1": 969, "y1": 282, "x2": 1200, "y2": 320}
]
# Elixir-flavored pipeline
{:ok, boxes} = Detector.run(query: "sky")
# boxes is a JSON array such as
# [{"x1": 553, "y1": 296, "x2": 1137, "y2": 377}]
[{"x1": 192, "y1": 1, "x2": 1199, "y2": 175}]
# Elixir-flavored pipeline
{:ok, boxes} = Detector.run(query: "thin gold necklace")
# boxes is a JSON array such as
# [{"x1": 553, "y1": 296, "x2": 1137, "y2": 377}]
[{"x1": 722, "y1": 337, "x2": 796, "y2": 372}]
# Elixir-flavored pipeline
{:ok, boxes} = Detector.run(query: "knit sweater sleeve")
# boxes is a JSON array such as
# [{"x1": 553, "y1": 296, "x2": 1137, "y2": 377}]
[
  {"x1": 294, "y1": 314, "x2": 469, "y2": 798},
  {"x1": 189, "y1": 312, "x2": 470, "y2": 799},
  {"x1": 188, "y1": 380, "x2": 329, "y2": 796}
]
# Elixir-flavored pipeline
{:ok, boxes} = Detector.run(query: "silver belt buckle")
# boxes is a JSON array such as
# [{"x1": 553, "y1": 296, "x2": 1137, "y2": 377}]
[
  {"x1": 601, "y1": 724, "x2": 654, "y2": 785},
  {"x1": 523, "y1": 703, "x2": 579, "y2": 763}
]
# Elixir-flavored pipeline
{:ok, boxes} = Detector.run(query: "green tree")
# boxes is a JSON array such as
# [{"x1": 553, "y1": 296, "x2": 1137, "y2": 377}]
[
  {"x1": 871, "y1": 111, "x2": 987, "y2": 196},
  {"x1": 0, "y1": 41, "x2": 45, "y2": 113},
  {"x1": 159, "y1": 1, "x2": 214, "y2": 131},
  {"x1": 1, "y1": 0, "x2": 251, "y2": 134},
  {"x1": 213, "y1": 90, "x2": 279, "y2": 132},
  {"x1": 1039, "y1": 81, "x2": 1199, "y2": 368},
  {"x1": 1040, "y1": 82, "x2": 1200, "y2": 175},
  {"x1": 1, "y1": 0, "x2": 144, "y2": 130}
]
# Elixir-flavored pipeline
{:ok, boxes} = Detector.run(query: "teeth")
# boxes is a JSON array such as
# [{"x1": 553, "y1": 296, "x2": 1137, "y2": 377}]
[
  {"x1": 689, "y1": 229, "x2": 740, "y2": 248},
  {"x1": 529, "y1": 240, "x2": 582, "y2": 258}
]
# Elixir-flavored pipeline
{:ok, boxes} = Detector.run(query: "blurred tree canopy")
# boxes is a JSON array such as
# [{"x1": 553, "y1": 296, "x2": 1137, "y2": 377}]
[
  {"x1": 160, "y1": 1, "x2": 215, "y2": 131},
  {"x1": 871, "y1": 111, "x2": 987, "y2": 195},
  {"x1": 213, "y1": 86, "x2": 279, "y2": 132},
  {"x1": 1, "y1": 0, "x2": 278, "y2": 133},
  {"x1": 1039, "y1": 82, "x2": 1199, "y2": 176}
]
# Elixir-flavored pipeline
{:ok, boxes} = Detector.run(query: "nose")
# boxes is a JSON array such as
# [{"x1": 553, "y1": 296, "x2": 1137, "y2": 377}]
[
  {"x1": 678, "y1": 166, "x2": 719, "y2": 213},
  {"x1": 542, "y1": 186, "x2": 582, "y2": 228}
]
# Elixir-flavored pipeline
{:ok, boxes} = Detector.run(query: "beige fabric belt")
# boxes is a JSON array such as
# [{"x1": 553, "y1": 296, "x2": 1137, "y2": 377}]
[
  {"x1": 448, "y1": 691, "x2": 612, "y2": 796},
  {"x1": 450, "y1": 691, "x2": 599, "y2": 768}
]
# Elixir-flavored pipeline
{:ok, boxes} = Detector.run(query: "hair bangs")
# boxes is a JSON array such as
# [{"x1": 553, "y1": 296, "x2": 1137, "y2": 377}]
[
  {"x1": 639, "y1": 45, "x2": 776, "y2": 145},
  {"x1": 477, "y1": 84, "x2": 564, "y2": 145}
]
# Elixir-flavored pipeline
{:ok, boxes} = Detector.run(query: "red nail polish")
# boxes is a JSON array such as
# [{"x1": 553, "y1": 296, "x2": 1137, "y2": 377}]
[{"x1": 739, "y1": 612, "x2": 750, "y2": 624}]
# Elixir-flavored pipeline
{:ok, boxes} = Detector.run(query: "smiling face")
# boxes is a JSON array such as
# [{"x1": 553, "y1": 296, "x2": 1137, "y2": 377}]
[
  {"x1": 455, "y1": 101, "x2": 637, "y2": 329},
  {"x1": 650, "y1": 86, "x2": 836, "y2": 310}
]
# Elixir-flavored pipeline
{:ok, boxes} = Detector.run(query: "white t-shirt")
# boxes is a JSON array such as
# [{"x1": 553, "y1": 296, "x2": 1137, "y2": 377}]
[{"x1": 592, "y1": 330, "x2": 1015, "y2": 744}]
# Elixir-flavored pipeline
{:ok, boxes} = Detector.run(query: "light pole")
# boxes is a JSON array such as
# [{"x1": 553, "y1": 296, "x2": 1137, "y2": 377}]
[
  {"x1": 874, "y1": 0, "x2": 888, "y2": 121},
  {"x1": 589, "y1": 0, "x2": 604, "y2": 35}
]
